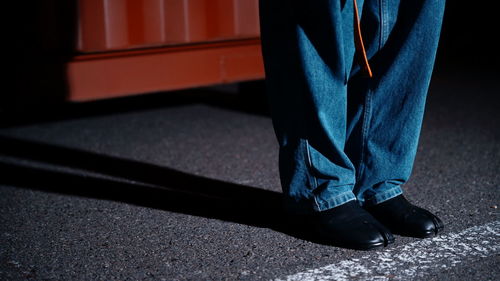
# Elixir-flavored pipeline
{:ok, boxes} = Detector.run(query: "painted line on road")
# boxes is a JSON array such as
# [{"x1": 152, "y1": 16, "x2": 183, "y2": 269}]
[{"x1": 275, "y1": 220, "x2": 500, "y2": 281}]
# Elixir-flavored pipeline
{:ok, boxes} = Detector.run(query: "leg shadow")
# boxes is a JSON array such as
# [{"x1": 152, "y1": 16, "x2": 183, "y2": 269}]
[{"x1": 0, "y1": 135, "x2": 317, "y2": 242}]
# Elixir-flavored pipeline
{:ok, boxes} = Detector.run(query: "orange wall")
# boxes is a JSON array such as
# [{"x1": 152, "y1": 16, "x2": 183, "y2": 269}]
[
  {"x1": 77, "y1": 0, "x2": 260, "y2": 52},
  {"x1": 67, "y1": 0, "x2": 264, "y2": 101}
]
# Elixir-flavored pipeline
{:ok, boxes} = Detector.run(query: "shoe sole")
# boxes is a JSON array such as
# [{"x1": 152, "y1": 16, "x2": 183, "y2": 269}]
[{"x1": 316, "y1": 234, "x2": 394, "y2": 251}]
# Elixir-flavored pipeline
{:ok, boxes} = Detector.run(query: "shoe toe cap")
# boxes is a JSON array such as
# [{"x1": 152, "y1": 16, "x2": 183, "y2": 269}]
[
  {"x1": 404, "y1": 207, "x2": 444, "y2": 237},
  {"x1": 333, "y1": 220, "x2": 393, "y2": 250}
]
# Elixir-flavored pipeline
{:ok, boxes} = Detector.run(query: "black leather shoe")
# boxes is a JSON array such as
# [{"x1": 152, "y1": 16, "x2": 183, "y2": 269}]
[
  {"x1": 309, "y1": 200, "x2": 395, "y2": 250},
  {"x1": 364, "y1": 194, "x2": 444, "y2": 238}
]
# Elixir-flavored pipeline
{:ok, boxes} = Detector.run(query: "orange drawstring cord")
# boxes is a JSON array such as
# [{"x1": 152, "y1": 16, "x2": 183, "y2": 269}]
[{"x1": 353, "y1": 0, "x2": 373, "y2": 78}]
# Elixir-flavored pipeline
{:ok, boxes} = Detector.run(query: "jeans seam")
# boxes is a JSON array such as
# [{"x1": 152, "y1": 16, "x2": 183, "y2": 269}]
[
  {"x1": 304, "y1": 139, "x2": 319, "y2": 190},
  {"x1": 303, "y1": 139, "x2": 321, "y2": 210},
  {"x1": 357, "y1": 88, "x2": 373, "y2": 182},
  {"x1": 380, "y1": 0, "x2": 389, "y2": 46}
]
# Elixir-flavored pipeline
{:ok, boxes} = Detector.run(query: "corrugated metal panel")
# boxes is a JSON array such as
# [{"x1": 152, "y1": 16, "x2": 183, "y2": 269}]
[
  {"x1": 67, "y1": 39, "x2": 264, "y2": 101},
  {"x1": 77, "y1": 0, "x2": 260, "y2": 53}
]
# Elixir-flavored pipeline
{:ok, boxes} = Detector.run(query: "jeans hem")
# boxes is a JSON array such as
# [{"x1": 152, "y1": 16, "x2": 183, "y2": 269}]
[
  {"x1": 362, "y1": 185, "x2": 403, "y2": 207},
  {"x1": 313, "y1": 191, "x2": 357, "y2": 212}
]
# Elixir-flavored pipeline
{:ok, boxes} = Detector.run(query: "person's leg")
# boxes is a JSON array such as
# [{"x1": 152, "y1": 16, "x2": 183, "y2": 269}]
[
  {"x1": 343, "y1": 0, "x2": 446, "y2": 207},
  {"x1": 344, "y1": 0, "x2": 446, "y2": 238},
  {"x1": 259, "y1": 0, "x2": 394, "y2": 250},
  {"x1": 259, "y1": 0, "x2": 359, "y2": 214}
]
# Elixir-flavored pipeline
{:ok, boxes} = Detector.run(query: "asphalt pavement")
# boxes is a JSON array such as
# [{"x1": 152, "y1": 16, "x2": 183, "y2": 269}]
[{"x1": 0, "y1": 71, "x2": 499, "y2": 280}]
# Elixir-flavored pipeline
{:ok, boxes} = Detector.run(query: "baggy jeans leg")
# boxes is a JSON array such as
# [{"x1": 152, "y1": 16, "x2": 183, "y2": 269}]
[
  {"x1": 259, "y1": 0, "x2": 364, "y2": 214},
  {"x1": 344, "y1": 0, "x2": 446, "y2": 207}
]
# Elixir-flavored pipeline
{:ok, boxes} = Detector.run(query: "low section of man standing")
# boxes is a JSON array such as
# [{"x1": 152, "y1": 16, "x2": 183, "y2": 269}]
[{"x1": 259, "y1": 0, "x2": 445, "y2": 250}]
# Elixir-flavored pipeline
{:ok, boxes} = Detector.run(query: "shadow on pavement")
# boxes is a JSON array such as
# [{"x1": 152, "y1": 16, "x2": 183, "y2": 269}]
[{"x1": 0, "y1": 135, "x2": 321, "y2": 245}]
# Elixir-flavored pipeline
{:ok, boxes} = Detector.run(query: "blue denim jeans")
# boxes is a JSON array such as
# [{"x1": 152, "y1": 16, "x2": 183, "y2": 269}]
[{"x1": 259, "y1": 0, "x2": 445, "y2": 214}]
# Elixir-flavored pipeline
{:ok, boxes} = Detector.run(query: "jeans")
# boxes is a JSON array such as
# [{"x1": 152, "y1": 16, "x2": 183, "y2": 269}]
[{"x1": 259, "y1": 0, "x2": 446, "y2": 214}]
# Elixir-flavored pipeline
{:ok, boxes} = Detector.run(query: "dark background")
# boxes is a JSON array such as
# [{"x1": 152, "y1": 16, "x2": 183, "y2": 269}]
[{"x1": 436, "y1": 1, "x2": 497, "y2": 72}]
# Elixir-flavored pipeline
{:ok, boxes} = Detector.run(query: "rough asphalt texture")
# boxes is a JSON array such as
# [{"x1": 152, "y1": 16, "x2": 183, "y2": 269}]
[{"x1": 0, "y1": 71, "x2": 499, "y2": 280}]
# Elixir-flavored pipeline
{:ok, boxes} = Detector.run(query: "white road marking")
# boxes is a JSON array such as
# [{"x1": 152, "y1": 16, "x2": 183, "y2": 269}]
[{"x1": 275, "y1": 220, "x2": 500, "y2": 281}]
